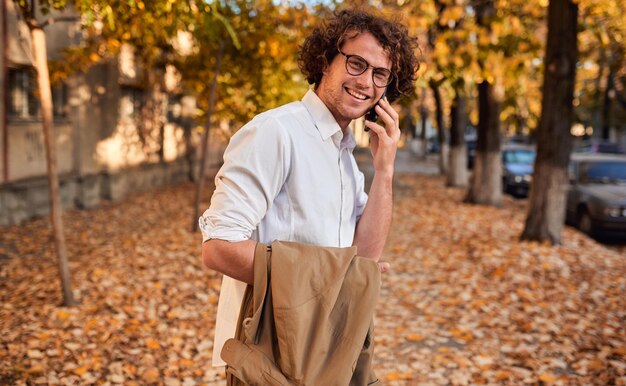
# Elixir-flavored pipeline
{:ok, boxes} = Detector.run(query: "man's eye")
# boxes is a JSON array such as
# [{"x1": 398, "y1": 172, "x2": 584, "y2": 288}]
[
  {"x1": 374, "y1": 71, "x2": 389, "y2": 81},
  {"x1": 349, "y1": 59, "x2": 366, "y2": 71}
]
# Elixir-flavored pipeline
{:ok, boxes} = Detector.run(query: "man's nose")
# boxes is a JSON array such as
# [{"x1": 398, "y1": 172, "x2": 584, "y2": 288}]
[{"x1": 355, "y1": 68, "x2": 374, "y2": 87}]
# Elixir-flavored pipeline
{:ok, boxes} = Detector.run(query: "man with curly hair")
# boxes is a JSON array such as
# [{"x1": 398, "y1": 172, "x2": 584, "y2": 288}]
[{"x1": 199, "y1": 7, "x2": 419, "y2": 378}]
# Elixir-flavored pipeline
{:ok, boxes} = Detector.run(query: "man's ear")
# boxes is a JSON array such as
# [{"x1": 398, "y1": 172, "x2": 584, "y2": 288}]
[{"x1": 321, "y1": 60, "x2": 330, "y2": 75}]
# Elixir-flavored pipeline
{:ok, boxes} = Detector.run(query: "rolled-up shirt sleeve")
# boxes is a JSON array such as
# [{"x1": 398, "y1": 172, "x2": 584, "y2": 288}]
[{"x1": 199, "y1": 116, "x2": 291, "y2": 243}]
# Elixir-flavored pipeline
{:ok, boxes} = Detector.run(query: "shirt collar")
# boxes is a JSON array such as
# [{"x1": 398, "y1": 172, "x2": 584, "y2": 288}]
[{"x1": 302, "y1": 90, "x2": 356, "y2": 150}]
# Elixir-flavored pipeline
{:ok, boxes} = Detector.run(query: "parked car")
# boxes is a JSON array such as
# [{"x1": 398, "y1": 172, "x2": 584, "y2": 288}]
[
  {"x1": 502, "y1": 145, "x2": 536, "y2": 198},
  {"x1": 573, "y1": 139, "x2": 625, "y2": 154},
  {"x1": 427, "y1": 137, "x2": 440, "y2": 153},
  {"x1": 565, "y1": 154, "x2": 626, "y2": 239}
]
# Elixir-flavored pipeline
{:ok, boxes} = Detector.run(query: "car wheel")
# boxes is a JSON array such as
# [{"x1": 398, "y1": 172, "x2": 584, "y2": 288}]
[{"x1": 578, "y1": 209, "x2": 595, "y2": 236}]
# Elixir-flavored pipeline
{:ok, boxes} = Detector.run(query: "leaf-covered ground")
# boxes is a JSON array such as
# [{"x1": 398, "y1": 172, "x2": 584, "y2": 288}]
[
  {"x1": 1, "y1": 160, "x2": 625, "y2": 385},
  {"x1": 376, "y1": 174, "x2": 625, "y2": 385}
]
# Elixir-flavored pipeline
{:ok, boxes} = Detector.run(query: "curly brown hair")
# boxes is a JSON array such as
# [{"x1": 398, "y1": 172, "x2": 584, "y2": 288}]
[{"x1": 298, "y1": 8, "x2": 420, "y2": 102}]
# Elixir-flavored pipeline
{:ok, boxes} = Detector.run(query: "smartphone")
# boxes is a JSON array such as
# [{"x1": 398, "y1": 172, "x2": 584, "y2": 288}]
[{"x1": 364, "y1": 90, "x2": 386, "y2": 131}]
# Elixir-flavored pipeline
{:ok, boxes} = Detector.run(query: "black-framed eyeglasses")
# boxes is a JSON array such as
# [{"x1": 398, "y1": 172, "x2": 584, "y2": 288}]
[{"x1": 337, "y1": 49, "x2": 393, "y2": 88}]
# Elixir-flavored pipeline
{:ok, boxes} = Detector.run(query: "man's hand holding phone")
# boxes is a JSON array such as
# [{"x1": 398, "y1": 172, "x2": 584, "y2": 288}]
[{"x1": 363, "y1": 94, "x2": 400, "y2": 178}]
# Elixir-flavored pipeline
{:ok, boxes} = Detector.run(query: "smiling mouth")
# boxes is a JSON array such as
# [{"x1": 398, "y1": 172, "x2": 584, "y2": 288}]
[{"x1": 345, "y1": 87, "x2": 369, "y2": 101}]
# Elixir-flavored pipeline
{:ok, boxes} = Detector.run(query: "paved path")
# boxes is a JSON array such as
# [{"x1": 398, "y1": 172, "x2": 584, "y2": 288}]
[{"x1": 355, "y1": 147, "x2": 440, "y2": 191}]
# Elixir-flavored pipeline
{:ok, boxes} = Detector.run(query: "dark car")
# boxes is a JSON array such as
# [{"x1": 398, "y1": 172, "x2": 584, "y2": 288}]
[
  {"x1": 502, "y1": 145, "x2": 536, "y2": 198},
  {"x1": 565, "y1": 154, "x2": 626, "y2": 239}
]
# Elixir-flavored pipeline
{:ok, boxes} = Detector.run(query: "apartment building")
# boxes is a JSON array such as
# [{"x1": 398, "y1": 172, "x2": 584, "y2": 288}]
[{"x1": 1, "y1": 0, "x2": 224, "y2": 226}]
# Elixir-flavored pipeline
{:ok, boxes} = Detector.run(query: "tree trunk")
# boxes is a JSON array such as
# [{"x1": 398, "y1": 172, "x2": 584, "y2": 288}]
[
  {"x1": 192, "y1": 40, "x2": 224, "y2": 232},
  {"x1": 31, "y1": 25, "x2": 77, "y2": 306},
  {"x1": 419, "y1": 102, "x2": 428, "y2": 159},
  {"x1": 155, "y1": 78, "x2": 166, "y2": 163},
  {"x1": 601, "y1": 69, "x2": 614, "y2": 140},
  {"x1": 183, "y1": 118, "x2": 196, "y2": 182},
  {"x1": 464, "y1": 81, "x2": 502, "y2": 206},
  {"x1": 430, "y1": 81, "x2": 448, "y2": 175},
  {"x1": 466, "y1": 0, "x2": 502, "y2": 206},
  {"x1": 521, "y1": 0, "x2": 578, "y2": 244},
  {"x1": 591, "y1": 52, "x2": 605, "y2": 135},
  {"x1": 1, "y1": 0, "x2": 7, "y2": 183},
  {"x1": 405, "y1": 113, "x2": 414, "y2": 139},
  {"x1": 515, "y1": 114, "x2": 527, "y2": 137},
  {"x1": 447, "y1": 89, "x2": 468, "y2": 187}
]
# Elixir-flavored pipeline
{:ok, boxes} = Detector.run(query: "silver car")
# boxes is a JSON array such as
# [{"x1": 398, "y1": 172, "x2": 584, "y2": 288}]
[{"x1": 566, "y1": 153, "x2": 626, "y2": 239}]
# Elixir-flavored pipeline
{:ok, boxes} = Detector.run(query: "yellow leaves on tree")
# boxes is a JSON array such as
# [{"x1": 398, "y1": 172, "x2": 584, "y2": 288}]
[{"x1": 439, "y1": 5, "x2": 464, "y2": 27}]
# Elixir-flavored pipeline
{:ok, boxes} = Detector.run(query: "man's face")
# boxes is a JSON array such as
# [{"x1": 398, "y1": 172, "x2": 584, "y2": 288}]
[{"x1": 315, "y1": 31, "x2": 391, "y2": 129}]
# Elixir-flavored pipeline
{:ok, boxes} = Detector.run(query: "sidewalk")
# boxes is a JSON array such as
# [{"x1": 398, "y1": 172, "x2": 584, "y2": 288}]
[
  {"x1": 356, "y1": 147, "x2": 439, "y2": 174},
  {"x1": 355, "y1": 146, "x2": 440, "y2": 191}
]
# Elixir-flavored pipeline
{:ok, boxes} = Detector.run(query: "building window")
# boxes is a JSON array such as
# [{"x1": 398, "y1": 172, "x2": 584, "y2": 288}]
[
  {"x1": 52, "y1": 82, "x2": 68, "y2": 118},
  {"x1": 7, "y1": 67, "x2": 68, "y2": 120},
  {"x1": 120, "y1": 86, "x2": 144, "y2": 122},
  {"x1": 8, "y1": 68, "x2": 39, "y2": 120}
]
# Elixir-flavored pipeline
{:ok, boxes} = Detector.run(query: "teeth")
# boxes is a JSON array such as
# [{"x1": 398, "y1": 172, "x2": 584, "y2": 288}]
[{"x1": 346, "y1": 88, "x2": 367, "y2": 100}]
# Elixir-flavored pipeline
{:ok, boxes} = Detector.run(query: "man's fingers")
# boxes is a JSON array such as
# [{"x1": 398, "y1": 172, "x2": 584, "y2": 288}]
[
  {"x1": 364, "y1": 118, "x2": 386, "y2": 138},
  {"x1": 375, "y1": 101, "x2": 400, "y2": 139},
  {"x1": 365, "y1": 107, "x2": 394, "y2": 137},
  {"x1": 378, "y1": 261, "x2": 390, "y2": 273},
  {"x1": 379, "y1": 97, "x2": 399, "y2": 122}
]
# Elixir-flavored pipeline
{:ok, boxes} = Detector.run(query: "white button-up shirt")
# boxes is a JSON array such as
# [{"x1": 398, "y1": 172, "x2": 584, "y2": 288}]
[{"x1": 199, "y1": 90, "x2": 368, "y2": 366}]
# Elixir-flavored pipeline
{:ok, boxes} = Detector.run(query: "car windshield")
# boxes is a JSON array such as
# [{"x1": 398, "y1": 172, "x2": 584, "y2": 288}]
[
  {"x1": 597, "y1": 144, "x2": 623, "y2": 153},
  {"x1": 504, "y1": 150, "x2": 536, "y2": 164},
  {"x1": 574, "y1": 142, "x2": 624, "y2": 154},
  {"x1": 580, "y1": 161, "x2": 626, "y2": 183}
]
